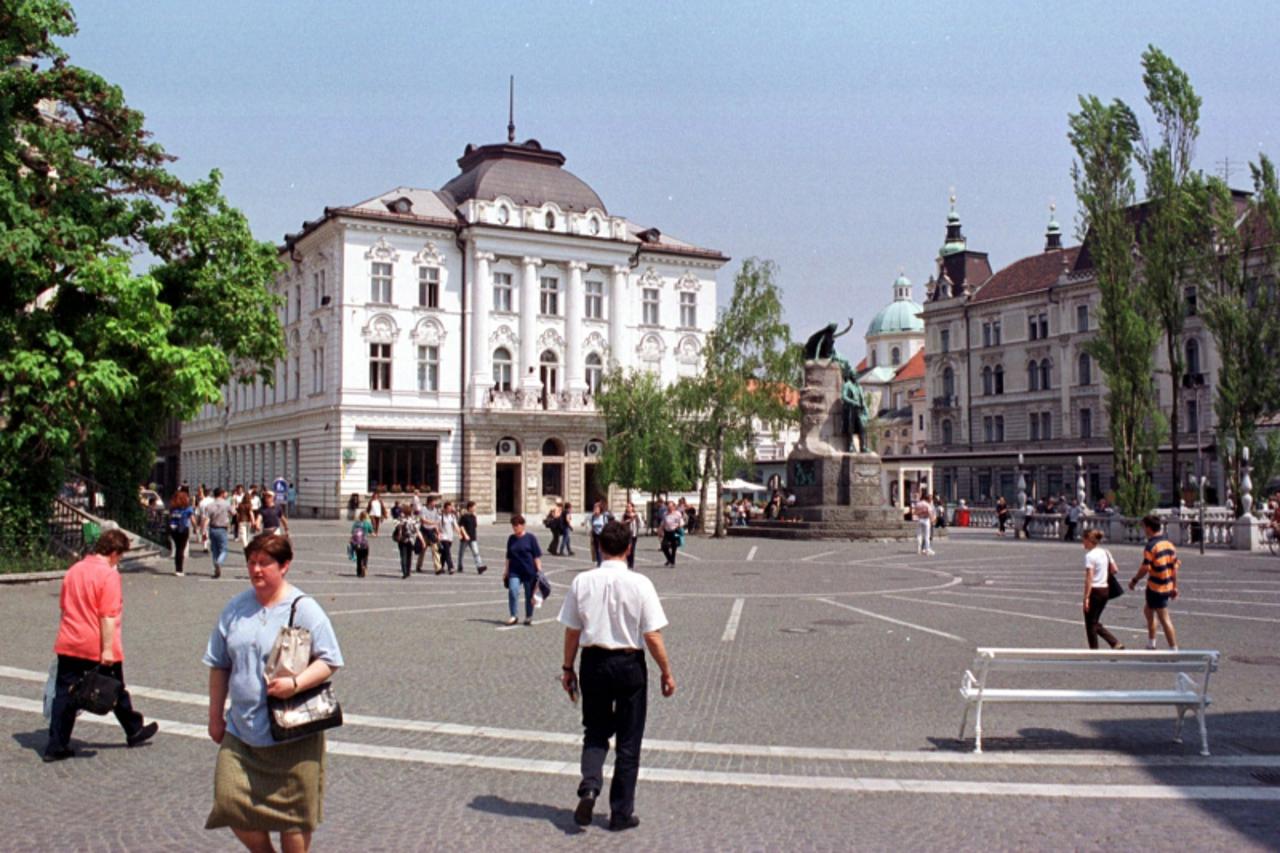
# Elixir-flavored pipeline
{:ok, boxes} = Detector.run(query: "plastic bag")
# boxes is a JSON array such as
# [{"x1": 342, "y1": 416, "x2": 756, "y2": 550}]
[{"x1": 42, "y1": 659, "x2": 57, "y2": 722}]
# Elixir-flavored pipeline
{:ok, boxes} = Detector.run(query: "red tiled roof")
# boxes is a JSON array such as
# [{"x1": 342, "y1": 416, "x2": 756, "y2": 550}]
[
  {"x1": 746, "y1": 379, "x2": 801, "y2": 407},
  {"x1": 970, "y1": 246, "x2": 1083, "y2": 304},
  {"x1": 855, "y1": 356, "x2": 868, "y2": 372},
  {"x1": 908, "y1": 387, "x2": 926, "y2": 399},
  {"x1": 893, "y1": 348, "x2": 925, "y2": 382}
]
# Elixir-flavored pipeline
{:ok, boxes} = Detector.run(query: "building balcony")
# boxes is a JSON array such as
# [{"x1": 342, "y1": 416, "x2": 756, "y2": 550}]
[
  {"x1": 931, "y1": 395, "x2": 958, "y2": 409},
  {"x1": 485, "y1": 388, "x2": 595, "y2": 413}
]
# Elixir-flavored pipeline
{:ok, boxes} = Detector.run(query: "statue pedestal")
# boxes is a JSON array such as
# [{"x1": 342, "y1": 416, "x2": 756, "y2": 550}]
[{"x1": 726, "y1": 359, "x2": 914, "y2": 541}]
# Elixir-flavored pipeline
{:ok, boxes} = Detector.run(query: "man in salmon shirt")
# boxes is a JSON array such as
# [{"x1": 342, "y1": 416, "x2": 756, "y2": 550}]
[{"x1": 44, "y1": 529, "x2": 159, "y2": 762}]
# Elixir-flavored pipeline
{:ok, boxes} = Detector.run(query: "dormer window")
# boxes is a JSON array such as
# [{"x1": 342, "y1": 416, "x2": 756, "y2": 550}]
[
  {"x1": 589, "y1": 216, "x2": 600, "y2": 236},
  {"x1": 496, "y1": 205, "x2": 509, "y2": 225},
  {"x1": 385, "y1": 197, "x2": 412, "y2": 214},
  {"x1": 545, "y1": 211, "x2": 556, "y2": 229}
]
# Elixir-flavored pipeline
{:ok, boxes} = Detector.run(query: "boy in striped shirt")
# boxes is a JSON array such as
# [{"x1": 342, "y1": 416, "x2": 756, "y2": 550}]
[{"x1": 1129, "y1": 514, "x2": 1179, "y2": 650}]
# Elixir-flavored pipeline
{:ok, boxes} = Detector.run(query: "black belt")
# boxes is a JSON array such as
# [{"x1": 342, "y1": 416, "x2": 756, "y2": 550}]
[
  {"x1": 209, "y1": 526, "x2": 227, "y2": 529},
  {"x1": 582, "y1": 646, "x2": 642, "y2": 656}
]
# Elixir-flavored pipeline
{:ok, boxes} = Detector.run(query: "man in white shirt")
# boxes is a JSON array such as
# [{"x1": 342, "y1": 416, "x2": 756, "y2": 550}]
[{"x1": 559, "y1": 521, "x2": 676, "y2": 832}]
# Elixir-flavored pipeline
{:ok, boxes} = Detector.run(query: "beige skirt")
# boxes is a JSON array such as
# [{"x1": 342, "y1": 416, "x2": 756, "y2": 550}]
[{"x1": 206, "y1": 731, "x2": 326, "y2": 832}]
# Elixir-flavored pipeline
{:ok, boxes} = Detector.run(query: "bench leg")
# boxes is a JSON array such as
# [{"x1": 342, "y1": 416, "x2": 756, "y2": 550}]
[
  {"x1": 1173, "y1": 706, "x2": 1186, "y2": 744},
  {"x1": 973, "y1": 701, "x2": 984, "y2": 754},
  {"x1": 958, "y1": 703, "x2": 971, "y2": 743},
  {"x1": 1197, "y1": 708, "x2": 1210, "y2": 757}
]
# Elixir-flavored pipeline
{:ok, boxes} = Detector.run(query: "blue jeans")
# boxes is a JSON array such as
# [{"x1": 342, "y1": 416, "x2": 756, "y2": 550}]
[
  {"x1": 507, "y1": 575, "x2": 534, "y2": 618},
  {"x1": 562, "y1": 530, "x2": 574, "y2": 555},
  {"x1": 459, "y1": 540, "x2": 485, "y2": 571},
  {"x1": 208, "y1": 527, "x2": 228, "y2": 572}
]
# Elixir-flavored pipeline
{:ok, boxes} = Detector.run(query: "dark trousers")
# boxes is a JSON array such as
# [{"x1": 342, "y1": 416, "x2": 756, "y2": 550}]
[
  {"x1": 1064, "y1": 521, "x2": 1078, "y2": 541},
  {"x1": 169, "y1": 528, "x2": 189, "y2": 573},
  {"x1": 661, "y1": 530, "x2": 679, "y2": 565},
  {"x1": 354, "y1": 546, "x2": 369, "y2": 577},
  {"x1": 591, "y1": 533, "x2": 602, "y2": 566},
  {"x1": 398, "y1": 542, "x2": 414, "y2": 577},
  {"x1": 627, "y1": 536, "x2": 637, "y2": 569},
  {"x1": 579, "y1": 648, "x2": 647, "y2": 819},
  {"x1": 549, "y1": 529, "x2": 561, "y2": 556},
  {"x1": 47, "y1": 656, "x2": 145, "y2": 754},
  {"x1": 439, "y1": 540, "x2": 454, "y2": 572},
  {"x1": 1084, "y1": 588, "x2": 1120, "y2": 649}
]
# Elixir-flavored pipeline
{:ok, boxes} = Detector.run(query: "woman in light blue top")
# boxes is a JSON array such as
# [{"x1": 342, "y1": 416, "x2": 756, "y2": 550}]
[{"x1": 204, "y1": 534, "x2": 343, "y2": 853}]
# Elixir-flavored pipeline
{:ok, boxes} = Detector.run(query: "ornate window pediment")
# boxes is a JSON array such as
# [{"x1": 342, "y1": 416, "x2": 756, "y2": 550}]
[
  {"x1": 489, "y1": 324, "x2": 517, "y2": 349},
  {"x1": 676, "y1": 334, "x2": 701, "y2": 364},
  {"x1": 362, "y1": 313, "x2": 400, "y2": 343},
  {"x1": 674, "y1": 271, "x2": 701, "y2": 292},
  {"x1": 364, "y1": 237, "x2": 400, "y2": 262},
  {"x1": 307, "y1": 318, "x2": 325, "y2": 343},
  {"x1": 537, "y1": 328, "x2": 565, "y2": 356},
  {"x1": 636, "y1": 332, "x2": 666, "y2": 360},
  {"x1": 413, "y1": 241, "x2": 445, "y2": 267},
  {"x1": 638, "y1": 266, "x2": 664, "y2": 289},
  {"x1": 411, "y1": 316, "x2": 446, "y2": 346},
  {"x1": 583, "y1": 331, "x2": 608, "y2": 353}
]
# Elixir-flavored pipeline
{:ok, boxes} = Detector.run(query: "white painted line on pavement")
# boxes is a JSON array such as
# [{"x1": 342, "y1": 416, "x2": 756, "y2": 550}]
[
  {"x1": 0, "y1": 683, "x2": 1276, "y2": 769},
  {"x1": 816, "y1": 598, "x2": 967, "y2": 643},
  {"x1": 0, "y1": 695, "x2": 1274, "y2": 799},
  {"x1": 745, "y1": 546, "x2": 757, "y2": 562},
  {"x1": 721, "y1": 598, "x2": 745, "y2": 642},
  {"x1": 801, "y1": 550, "x2": 842, "y2": 562},
  {"x1": 884, "y1": 595, "x2": 1148, "y2": 634},
  {"x1": 328, "y1": 598, "x2": 501, "y2": 616}
]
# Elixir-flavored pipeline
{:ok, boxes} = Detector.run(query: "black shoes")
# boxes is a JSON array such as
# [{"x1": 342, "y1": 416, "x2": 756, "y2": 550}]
[
  {"x1": 608, "y1": 814, "x2": 640, "y2": 832},
  {"x1": 573, "y1": 791, "x2": 597, "y2": 826},
  {"x1": 42, "y1": 747, "x2": 75, "y2": 763},
  {"x1": 478, "y1": 565, "x2": 488, "y2": 574},
  {"x1": 127, "y1": 722, "x2": 159, "y2": 748}
]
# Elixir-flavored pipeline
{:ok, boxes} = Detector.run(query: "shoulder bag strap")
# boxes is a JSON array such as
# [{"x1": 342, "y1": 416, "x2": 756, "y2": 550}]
[{"x1": 288, "y1": 594, "x2": 311, "y2": 628}]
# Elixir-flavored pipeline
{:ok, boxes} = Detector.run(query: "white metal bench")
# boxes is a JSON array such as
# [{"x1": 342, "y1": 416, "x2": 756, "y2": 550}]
[{"x1": 958, "y1": 648, "x2": 1220, "y2": 755}]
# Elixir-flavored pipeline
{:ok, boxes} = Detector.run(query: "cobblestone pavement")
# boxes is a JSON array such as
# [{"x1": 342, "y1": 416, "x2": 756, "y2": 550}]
[{"x1": 3, "y1": 522, "x2": 1280, "y2": 850}]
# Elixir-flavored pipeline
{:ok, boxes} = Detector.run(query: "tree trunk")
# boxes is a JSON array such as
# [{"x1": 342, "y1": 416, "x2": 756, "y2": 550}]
[
  {"x1": 712, "y1": 446, "x2": 726, "y2": 538},
  {"x1": 696, "y1": 449, "x2": 712, "y2": 534},
  {"x1": 1167, "y1": 339, "x2": 1181, "y2": 506}
]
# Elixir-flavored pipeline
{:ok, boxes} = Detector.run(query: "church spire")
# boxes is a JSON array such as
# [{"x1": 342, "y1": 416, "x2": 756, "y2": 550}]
[
  {"x1": 940, "y1": 192, "x2": 966, "y2": 257},
  {"x1": 1044, "y1": 201, "x2": 1062, "y2": 252},
  {"x1": 507, "y1": 75, "x2": 516, "y2": 143}
]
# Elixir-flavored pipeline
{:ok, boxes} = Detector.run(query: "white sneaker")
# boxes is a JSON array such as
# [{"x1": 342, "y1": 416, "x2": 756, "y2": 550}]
[
  {"x1": 1146, "y1": 640, "x2": 1157, "y2": 650},
  {"x1": 925, "y1": 549, "x2": 936, "y2": 556}
]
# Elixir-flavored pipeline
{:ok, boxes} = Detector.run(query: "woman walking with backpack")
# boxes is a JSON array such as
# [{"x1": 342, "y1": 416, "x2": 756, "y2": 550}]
[
  {"x1": 167, "y1": 490, "x2": 195, "y2": 576},
  {"x1": 350, "y1": 511, "x2": 372, "y2": 578},
  {"x1": 1081, "y1": 530, "x2": 1124, "y2": 650}
]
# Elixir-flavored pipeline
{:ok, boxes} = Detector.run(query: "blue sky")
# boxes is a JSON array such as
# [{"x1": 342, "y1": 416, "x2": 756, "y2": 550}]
[{"x1": 63, "y1": 1, "x2": 1279, "y2": 345}]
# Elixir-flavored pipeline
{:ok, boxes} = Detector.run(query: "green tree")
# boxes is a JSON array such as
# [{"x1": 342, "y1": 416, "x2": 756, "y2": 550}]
[
  {"x1": 1200, "y1": 157, "x2": 1280, "y2": 511},
  {"x1": 594, "y1": 367, "x2": 696, "y2": 501},
  {"x1": 1134, "y1": 46, "x2": 1207, "y2": 501},
  {"x1": 1069, "y1": 94, "x2": 1162, "y2": 515},
  {"x1": 674, "y1": 258, "x2": 801, "y2": 536},
  {"x1": 0, "y1": 1, "x2": 282, "y2": 552}
]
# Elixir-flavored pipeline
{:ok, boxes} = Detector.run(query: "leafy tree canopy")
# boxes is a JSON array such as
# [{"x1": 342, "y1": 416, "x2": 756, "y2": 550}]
[{"x1": 1, "y1": 0, "x2": 283, "y2": 549}]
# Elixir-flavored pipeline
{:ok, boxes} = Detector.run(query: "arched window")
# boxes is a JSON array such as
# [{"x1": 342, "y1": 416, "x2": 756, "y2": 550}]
[
  {"x1": 1185, "y1": 338, "x2": 1201, "y2": 375},
  {"x1": 891, "y1": 346, "x2": 901, "y2": 366},
  {"x1": 942, "y1": 366, "x2": 955, "y2": 399},
  {"x1": 982, "y1": 366, "x2": 993, "y2": 396},
  {"x1": 585, "y1": 352, "x2": 604, "y2": 394},
  {"x1": 1078, "y1": 352, "x2": 1092, "y2": 386},
  {"x1": 1040, "y1": 359, "x2": 1051, "y2": 391},
  {"x1": 871, "y1": 349, "x2": 878, "y2": 367},
  {"x1": 541, "y1": 438, "x2": 565, "y2": 456},
  {"x1": 493, "y1": 347, "x2": 512, "y2": 391},
  {"x1": 1028, "y1": 361, "x2": 1039, "y2": 392},
  {"x1": 994, "y1": 364, "x2": 1004, "y2": 395},
  {"x1": 539, "y1": 349, "x2": 559, "y2": 397},
  {"x1": 941, "y1": 419, "x2": 953, "y2": 445}
]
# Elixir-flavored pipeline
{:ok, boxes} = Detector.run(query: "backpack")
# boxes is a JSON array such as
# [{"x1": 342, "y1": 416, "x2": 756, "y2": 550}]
[
  {"x1": 167, "y1": 508, "x2": 189, "y2": 533},
  {"x1": 392, "y1": 520, "x2": 407, "y2": 543},
  {"x1": 350, "y1": 525, "x2": 367, "y2": 548}
]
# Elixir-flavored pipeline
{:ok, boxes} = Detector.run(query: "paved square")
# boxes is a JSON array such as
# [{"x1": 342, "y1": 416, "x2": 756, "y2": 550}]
[{"x1": 3, "y1": 523, "x2": 1279, "y2": 850}]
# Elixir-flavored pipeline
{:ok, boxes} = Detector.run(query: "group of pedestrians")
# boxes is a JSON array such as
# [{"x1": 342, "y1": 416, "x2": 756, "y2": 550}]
[
  {"x1": 1078, "y1": 515, "x2": 1182, "y2": 652},
  {"x1": 163, "y1": 484, "x2": 289, "y2": 578}
]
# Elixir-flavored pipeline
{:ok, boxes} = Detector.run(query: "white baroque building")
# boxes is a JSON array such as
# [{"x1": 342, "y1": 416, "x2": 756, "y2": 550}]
[{"x1": 180, "y1": 135, "x2": 727, "y2": 518}]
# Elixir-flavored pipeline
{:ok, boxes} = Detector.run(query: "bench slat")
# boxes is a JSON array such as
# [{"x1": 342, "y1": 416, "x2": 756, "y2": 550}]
[
  {"x1": 972, "y1": 660, "x2": 1214, "y2": 674},
  {"x1": 960, "y1": 688, "x2": 1207, "y2": 704}
]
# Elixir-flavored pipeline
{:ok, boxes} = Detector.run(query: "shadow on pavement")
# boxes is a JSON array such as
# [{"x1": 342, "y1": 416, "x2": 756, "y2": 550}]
[
  {"x1": 931, "y1": 710, "x2": 1280, "y2": 849},
  {"x1": 466, "y1": 794, "x2": 584, "y2": 835}
]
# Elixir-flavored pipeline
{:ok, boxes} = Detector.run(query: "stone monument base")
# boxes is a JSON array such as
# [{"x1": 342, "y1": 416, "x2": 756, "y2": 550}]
[{"x1": 725, "y1": 450, "x2": 915, "y2": 541}]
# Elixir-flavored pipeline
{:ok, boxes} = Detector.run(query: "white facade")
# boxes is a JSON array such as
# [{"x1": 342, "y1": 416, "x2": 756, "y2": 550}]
[{"x1": 181, "y1": 139, "x2": 727, "y2": 518}]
